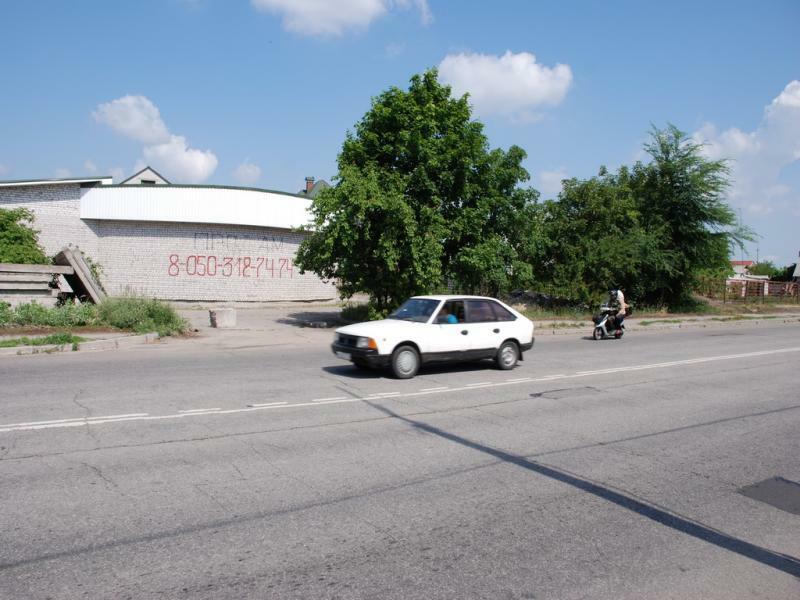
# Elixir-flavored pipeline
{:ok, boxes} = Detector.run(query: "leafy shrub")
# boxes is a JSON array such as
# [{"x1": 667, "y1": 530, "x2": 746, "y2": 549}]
[
  {"x1": 1, "y1": 297, "x2": 186, "y2": 336},
  {"x1": 0, "y1": 301, "x2": 11, "y2": 326},
  {"x1": 10, "y1": 300, "x2": 98, "y2": 327},
  {"x1": 96, "y1": 297, "x2": 187, "y2": 335},
  {"x1": 341, "y1": 303, "x2": 371, "y2": 322},
  {"x1": 341, "y1": 302, "x2": 386, "y2": 322},
  {"x1": 0, "y1": 207, "x2": 50, "y2": 264}
]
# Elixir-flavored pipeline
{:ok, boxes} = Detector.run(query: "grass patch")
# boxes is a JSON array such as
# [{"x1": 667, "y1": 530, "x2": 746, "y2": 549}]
[
  {"x1": 0, "y1": 332, "x2": 86, "y2": 348},
  {"x1": 639, "y1": 319, "x2": 685, "y2": 326},
  {"x1": 708, "y1": 315, "x2": 780, "y2": 322},
  {"x1": 540, "y1": 321, "x2": 586, "y2": 329},
  {"x1": 0, "y1": 297, "x2": 187, "y2": 336}
]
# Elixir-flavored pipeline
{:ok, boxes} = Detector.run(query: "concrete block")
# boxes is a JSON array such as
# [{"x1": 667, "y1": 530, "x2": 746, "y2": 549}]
[{"x1": 209, "y1": 308, "x2": 237, "y2": 328}]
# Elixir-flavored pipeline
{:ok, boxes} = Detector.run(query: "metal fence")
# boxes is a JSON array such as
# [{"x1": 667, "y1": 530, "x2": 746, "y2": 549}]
[{"x1": 697, "y1": 278, "x2": 800, "y2": 304}]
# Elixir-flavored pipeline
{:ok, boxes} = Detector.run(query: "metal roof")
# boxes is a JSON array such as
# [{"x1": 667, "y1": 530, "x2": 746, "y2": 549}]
[{"x1": 0, "y1": 176, "x2": 113, "y2": 188}]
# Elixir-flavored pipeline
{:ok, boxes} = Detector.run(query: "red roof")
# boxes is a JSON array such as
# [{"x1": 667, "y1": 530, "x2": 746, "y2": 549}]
[{"x1": 730, "y1": 260, "x2": 754, "y2": 266}]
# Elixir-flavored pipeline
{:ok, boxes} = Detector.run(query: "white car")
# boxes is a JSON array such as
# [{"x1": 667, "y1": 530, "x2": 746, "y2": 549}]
[{"x1": 331, "y1": 295, "x2": 534, "y2": 379}]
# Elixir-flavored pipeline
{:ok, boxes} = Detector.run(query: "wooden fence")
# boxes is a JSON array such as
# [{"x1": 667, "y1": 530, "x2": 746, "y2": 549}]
[{"x1": 697, "y1": 278, "x2": 800, "y2": 304}]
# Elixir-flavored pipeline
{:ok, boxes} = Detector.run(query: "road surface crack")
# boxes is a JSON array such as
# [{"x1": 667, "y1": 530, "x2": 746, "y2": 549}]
[
  {"x1": 71, "y1": 389, "x2": 99, "y2": 444},
  {"x1": 80, "y1": 461, "x2": 122, "y2": 493}
]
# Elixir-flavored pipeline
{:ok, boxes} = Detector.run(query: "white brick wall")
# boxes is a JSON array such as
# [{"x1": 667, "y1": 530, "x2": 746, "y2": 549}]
[
  {"x1": 0, "y1": 184, "x2": 99, "y2": 257},
  {"x1": 93, "y1": 220, "x2": 336, "y2": 301},
  {"x1": 1, "y1": 184, "x2": 336, "y2": 302}
]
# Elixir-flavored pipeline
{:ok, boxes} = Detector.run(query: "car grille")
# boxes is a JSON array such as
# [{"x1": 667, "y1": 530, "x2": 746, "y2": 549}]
[{"x1": 337, "y1": 334, "x2": 359, "y2": 348}]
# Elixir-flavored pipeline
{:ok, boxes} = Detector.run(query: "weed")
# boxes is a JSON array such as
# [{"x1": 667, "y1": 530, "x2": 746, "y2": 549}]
[
  {"x1": 0, "y1": 332, "x2": 86, "y2": 348},
  {"x1": 96, "y1": 297, "x2": 187, "y2": 336},
  {"x1": 1, "y1": 297, "x2": 187, "y2": 336}
]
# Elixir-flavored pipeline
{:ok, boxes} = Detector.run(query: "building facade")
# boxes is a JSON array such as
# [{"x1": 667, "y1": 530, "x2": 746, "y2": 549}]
[{"x1": 0, "y1": 170, "x2": 336, "y2": 302}]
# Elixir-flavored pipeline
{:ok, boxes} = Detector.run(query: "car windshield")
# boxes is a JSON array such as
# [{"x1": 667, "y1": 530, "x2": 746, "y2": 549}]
[{"x1": 387, "y1": 298, "x2": 440, "y2": 322}]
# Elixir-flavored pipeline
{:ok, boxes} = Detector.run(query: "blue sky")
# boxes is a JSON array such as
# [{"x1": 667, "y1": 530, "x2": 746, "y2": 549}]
[{"x1": 1, "y1": 0, "x2": 798, "y2": 265}]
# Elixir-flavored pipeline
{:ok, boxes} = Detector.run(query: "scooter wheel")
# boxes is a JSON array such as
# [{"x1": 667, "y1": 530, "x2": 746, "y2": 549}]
[{"x1": 592, "y1": 327, "x2": 603, "y2": 340}]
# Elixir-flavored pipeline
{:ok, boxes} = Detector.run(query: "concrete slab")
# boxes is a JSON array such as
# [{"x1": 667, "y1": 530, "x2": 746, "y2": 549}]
[{"x1": 53, "y1": 247, "x2": 105, "y2": 304}]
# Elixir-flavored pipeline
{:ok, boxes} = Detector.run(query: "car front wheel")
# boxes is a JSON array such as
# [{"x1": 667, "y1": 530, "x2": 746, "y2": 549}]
[
  {"x1": 496, "y1": 340, "x2": 519, "y2": 370},
  {"x1": 391, "y1": 345, "x2": 420, "y2": 379}
]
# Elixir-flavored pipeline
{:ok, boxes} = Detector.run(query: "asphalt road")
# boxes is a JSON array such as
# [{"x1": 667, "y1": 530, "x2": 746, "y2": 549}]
[{"x1": 1, "y1": 320, "x2": 799, "y2": 599}]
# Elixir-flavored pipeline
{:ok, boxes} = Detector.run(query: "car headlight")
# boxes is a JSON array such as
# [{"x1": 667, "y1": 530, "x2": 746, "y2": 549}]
[{"x1": 356, "y1": 336, "x2": 378, "y2": 350}]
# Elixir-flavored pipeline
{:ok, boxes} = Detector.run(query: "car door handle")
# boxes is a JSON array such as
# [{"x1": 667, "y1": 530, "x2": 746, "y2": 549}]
[
  {"x1": 493, "y1": 328, "x2": 500, "y2": 333},
  {"x1": 461, "y1": 330, "x2": 468, "y2": 335}
]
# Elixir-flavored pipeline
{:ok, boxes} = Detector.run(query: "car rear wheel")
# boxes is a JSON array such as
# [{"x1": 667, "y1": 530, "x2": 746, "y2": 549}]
[
  {"x1": 391, "y1": 345, "x2": 420, "y2": 379},
  {"x1": 496, "y1": 340, "x2": 519, "y2": 370}
]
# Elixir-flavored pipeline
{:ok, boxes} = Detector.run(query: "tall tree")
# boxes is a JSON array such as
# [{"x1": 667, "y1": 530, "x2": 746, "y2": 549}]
[
  {"x1": 532, "y1": 166, "x2": 658, "y2": 304},
  {"x1": 296, "y1": 69, "x2": 538, "y2": 311},
  {"x1": 635, "y1": 125, "x2": 751, "y2": 305}
]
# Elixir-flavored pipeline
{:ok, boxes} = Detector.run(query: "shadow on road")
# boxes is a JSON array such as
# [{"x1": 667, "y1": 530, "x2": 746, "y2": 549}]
[
  {"x1": 277, "y1": 310, "x2": 342, "y2": 328},
  {"x1": 364, "y1": 401, "x2": 800, "y2": 579},
  {"x1": 322, "y1": 360, "x2": 507, "y2": 380}
]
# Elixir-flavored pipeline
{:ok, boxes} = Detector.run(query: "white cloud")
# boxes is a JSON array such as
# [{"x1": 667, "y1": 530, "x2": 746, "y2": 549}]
[
  {"x1": 0, "y1": 164, "x2": 8, "y2": 177},
  {"x1": 439, "y1": 51, "x2": 572, "y2": 121},
  {"x1": 54, "y1": 168, "x2": 72, "y2": 179},
  {"x1": 142, "y1": 135, "x2": 218, "y2": 184},
  {"x1": 233, "y1": 160, "x2": 262, "y2": 186},
  {"x1": 92, "y1": 95, "x2": 170, "y2": 145},
  {"x1": 94, "y1": 95, "x2": 218, "y2": 183},
  {"x1": 251, "y1": 0, "x2": 431, "y2": 36},
  {"x1": 692, "y1": 80, "x2": 800, "y2": 216},
  {"x1": 536, "y1": 168, "x2": 567, "y2": 197},
  {"x1": 84, "y1": 160, "x2": 98, "y2": 174}
]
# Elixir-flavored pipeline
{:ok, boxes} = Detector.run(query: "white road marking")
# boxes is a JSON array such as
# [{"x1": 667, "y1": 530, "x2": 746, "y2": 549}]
[
  {"x1": 178, "y1": 408, "x2": 221, "y2": 414},
  {"x1": 0, "y1": 413, "x2": 148, "y2": 428},
  {"x1": 311, "y1": 396, "x2": 347, "y2": 403},
  {"x1": 305, "y1": 398, "x2": 360, "y2": 406},
  {"x1": 420, "y1": 386, "x2": 449, "y2": 392},
  {"x1": 2, "y1": 346, "x2": 798, "y2": 434}
]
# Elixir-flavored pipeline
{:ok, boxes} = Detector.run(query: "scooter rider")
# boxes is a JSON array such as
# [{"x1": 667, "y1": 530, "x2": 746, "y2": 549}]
[{"x1": 609, "y1": 287, "x2": 628, "y2": 330}]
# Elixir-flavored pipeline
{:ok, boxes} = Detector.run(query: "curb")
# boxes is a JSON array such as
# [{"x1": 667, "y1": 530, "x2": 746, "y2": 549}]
[
  {"x1": 0, "y1": 332, "x2": 160, "y2": 357},
  {"x1": 534, "y1": 316, "x2": 800, "y2": 336}
]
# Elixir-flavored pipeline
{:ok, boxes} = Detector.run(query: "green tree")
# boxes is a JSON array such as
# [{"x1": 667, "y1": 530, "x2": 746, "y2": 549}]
[
  {"x1": 533, "y1": 165, "x2": 658, "y2": 304},
  {"x1": 748, "y1": 261, "x2": 781, "y2": 278},
  {"x1": 634, "y1": 125, "x2": 751, "y2": 306},
  {"x1": 295, "y1": 69, "x2": 538, "y2": 310},
  {"x1": 0, "y1": 207, "x2": 49, "y2": 264},
  {"x1": 296, "y1": 165, "x2": 443, "y2": 312}
]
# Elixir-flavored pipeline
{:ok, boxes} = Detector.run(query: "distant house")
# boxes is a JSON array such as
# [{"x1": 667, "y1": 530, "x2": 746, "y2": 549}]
[
  {"x1": 730, "y1": 260, "x2": 754, "y2": 278},
  {"x1": 792, "y1": 263, "x2": 800, "y2": 282},
  {"x1": 120, "y1": 166, "x2": 170, "y2": 185},
  {"x1": 297, "y1": 176, "x2": 330, "y2": 198}
]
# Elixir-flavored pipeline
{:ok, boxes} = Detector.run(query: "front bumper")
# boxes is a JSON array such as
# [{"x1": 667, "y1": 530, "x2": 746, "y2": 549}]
[
  {"x1": 331, "y1": 342, "x2": 390, "y2": 367},
  {"x1": 520, "y1": 338, "x2": 534, "y2": 352}
]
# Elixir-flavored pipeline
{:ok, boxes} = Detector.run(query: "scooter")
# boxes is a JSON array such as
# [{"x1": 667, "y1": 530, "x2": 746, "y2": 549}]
[{"x1": 592, "y1": 304, "x2": 624, "y2": 340}]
